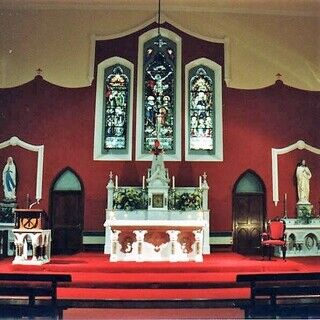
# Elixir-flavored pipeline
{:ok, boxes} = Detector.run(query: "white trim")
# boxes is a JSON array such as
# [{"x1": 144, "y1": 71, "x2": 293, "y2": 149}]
[
  {"x1": 88, "y1": 14, "x2": 230, "y2": 87},
  {"x1": 272, "y1": 140, "x2": 320, "y2": 206},
  {"x1": 88, "y1": 16, "x2": 155, "y2": 84},
  {"x1": 210, "y1": 236, "x2": 233, "y2": 245},
  {"x1": 0, "y1": 136, "x2": 44, "y2": 201},
  {"x1": 185, "y1": 58, "x2": 223, "y2": 162},
  {"x1": 163, "y1": 15, "x2": 230, "y2": 86},
  {"x1": 93, "y1": 57, "x2": 134, "y2": 161},
  {"x1": 135, "y1": 27, "x2": 182, "y2": 162}
]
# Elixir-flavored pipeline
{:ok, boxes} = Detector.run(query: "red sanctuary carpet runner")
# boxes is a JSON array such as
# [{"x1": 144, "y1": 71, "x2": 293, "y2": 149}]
[{"x1": 0, "y1": 252, "x2": 319, "y2": 300}]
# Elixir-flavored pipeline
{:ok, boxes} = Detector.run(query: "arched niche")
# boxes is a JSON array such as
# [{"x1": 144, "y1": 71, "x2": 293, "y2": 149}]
[{"x1": 0, "y1": 136, "x2": 44, "y2": 202}]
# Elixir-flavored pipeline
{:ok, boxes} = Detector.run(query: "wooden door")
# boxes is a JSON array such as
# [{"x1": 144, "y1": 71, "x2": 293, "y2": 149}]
[
  {"x1": 233, "y1": 194, "x2": 265, "y2": 254},
  {"x1": 51, "y1": 191, "x2": 83, "y2": 254}
]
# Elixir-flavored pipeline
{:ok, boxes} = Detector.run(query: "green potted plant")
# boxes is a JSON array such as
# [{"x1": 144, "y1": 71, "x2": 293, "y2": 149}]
[{"x1": 297, "y1": 205, "x2": 314, "y2": 224}]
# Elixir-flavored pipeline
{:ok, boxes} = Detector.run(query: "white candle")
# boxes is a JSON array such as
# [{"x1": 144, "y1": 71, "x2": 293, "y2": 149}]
[
  {"x1": 199, "y1": 176, "x2": 202, "y2": 189},
  {"x1": 285, "y1": 193, "x2": 287, "y2": 201},
  {"x1": 115, "y1": 175, "x2": 118, "y2": 189},
  {"x1": 172, "y1": 176, "x2": 175, "y2": 190},
  {"x1": 142, "y1": 175, "x2": 145, "y2": 190}
]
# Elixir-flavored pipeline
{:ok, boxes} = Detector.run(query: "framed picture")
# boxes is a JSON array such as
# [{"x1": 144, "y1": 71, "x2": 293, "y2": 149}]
[{"x1": 152, "y1": 194, "x2": 164, "y2": 208}]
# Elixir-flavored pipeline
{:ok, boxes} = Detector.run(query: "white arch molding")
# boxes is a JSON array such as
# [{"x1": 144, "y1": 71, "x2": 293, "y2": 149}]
[
  {"x1": 272, "y1": 140, "x2": 320, "y2": 206},
  {"x1": 0, "y1": 136, "x2": 44, "y2": 202},
  {"x1": 89, "y1": 14, "x2": 230, "y2": 86}
]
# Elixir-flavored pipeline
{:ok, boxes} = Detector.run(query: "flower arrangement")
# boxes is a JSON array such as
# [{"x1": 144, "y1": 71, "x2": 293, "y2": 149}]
[
  {"x1": 113, "y1": 188, "x2": 147, "y2": 211},
  {"x1": 297, "y1": 205, "x2": 314, "y2": 224},
  {"x1": 169, "y1": 188, "x2": 202, "y2": 211}
]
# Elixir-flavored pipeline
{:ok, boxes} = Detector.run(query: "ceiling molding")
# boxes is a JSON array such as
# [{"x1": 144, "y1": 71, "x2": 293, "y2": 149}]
[{"x1": 0, "y1": 0, "x2": 319, "y2": 17}]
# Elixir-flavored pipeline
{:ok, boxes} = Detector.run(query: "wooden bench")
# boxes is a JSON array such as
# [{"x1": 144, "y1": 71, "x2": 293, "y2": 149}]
[
  {"x1": 0, "y1": 273, "x2": 71, "y2": 319},
  {"x1": 236, "y1": 272, "x2": 320, "y2": 318}
]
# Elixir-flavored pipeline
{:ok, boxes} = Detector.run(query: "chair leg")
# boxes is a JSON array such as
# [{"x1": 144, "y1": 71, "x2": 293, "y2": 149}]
[
  {"x1": 268, "y1": 246, "x2": 272, "y2": 260},
  {"x1": 282, "y1": 244, "x2": 286, "y2": 261}
]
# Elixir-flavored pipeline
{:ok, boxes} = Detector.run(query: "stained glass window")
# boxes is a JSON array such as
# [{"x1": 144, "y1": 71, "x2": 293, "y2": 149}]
[
  {"x1": 143, "y1": 36, "x2": 176, "y2": 152},
  {"x1": 94, "y1": 57, "x2": 133, "y2": 161},
  {"x1": 189, "y1": 66, "x2": 215, "y2": 151},
  {"x1": 185, "y1": 58, "x2": 223, "y2": 161},
  {"x1": 104, "y1": 65, "x2": 130, "y2": 150}
]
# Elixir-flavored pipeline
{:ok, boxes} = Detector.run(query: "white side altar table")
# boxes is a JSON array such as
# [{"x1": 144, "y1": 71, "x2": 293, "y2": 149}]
[
  {"x1": 104, "y1": 219, "x2": 206, "y2": 262},
  {"x1": 275, "y1": 218, "x2": 320, "y2": 257}
]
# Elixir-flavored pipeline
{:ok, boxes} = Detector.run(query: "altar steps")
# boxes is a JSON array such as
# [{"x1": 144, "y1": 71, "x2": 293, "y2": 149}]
[
  {"x1": 1, "y1": 252, "x2": 320, "y2": 303},
  {"x1": 8, "y1": 251, "x2": 317, "y2": 274},
  {"x1": 58, "y1": 286, "x2": 250, "y2": 300}
]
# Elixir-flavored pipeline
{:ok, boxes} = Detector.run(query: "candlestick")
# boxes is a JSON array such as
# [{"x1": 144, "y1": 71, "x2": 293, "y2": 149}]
[
  {"x1": 115, "y1": 175, "x2": 118, "y2": 190},
  {"x1": 142, "y1": 175, "x2": 145, "y2": 190},
  {"x1": 172, "y1": 176, "x2": 175, "y2": 190},
  {"x1": 284, "y1": 193, "x2": 288, "y2": 218},
  {"x1": 199, "y1": 176, "x2": 202, "y2": 189}
]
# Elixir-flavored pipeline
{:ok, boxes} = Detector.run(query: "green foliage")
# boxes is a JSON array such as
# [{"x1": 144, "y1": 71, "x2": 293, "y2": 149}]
[
  {"x1": 169, "y1": 188, "x2": 202, "y2": 211},
  {"x1": 297, "y1": 205, "x2": 314, "y2": 224},
  {"x1": 113, "y1": 188, "x2": 147, "y2": 211}
]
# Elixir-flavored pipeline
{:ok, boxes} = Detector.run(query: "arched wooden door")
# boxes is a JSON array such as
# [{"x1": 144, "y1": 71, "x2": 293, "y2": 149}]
[
  {"x1": 233, "y1": 170, "x2": 266, "y2": 255},
  {"x1": 50, "y1": 168, "x2": 84, "y2": 255}
]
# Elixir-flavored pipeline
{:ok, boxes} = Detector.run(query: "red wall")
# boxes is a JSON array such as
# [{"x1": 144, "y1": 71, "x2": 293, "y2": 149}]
[{"x1": 0, "y1": 24, "x2": 319, "y2": 233}]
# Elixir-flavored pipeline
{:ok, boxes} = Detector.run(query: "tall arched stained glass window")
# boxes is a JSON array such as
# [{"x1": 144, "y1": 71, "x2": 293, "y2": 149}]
[
  {"x1": 189, "y1": 67, "x2": 214, "y2": 151},
  {"x1": 185, "y1": 58, "x2": 223, "y2": 161},
  {"x1": 104, "y1": 65, "x2": 129, "y2": 150},
  {"x1": 94, "y1": 57, "x2": 133, "y2": 161},
  {"x1": 143, "y1": 36, "x2": 176, "y2": 152},
  {"x1": 136, "y1": 28, "x2": 181, "y2": 161}
]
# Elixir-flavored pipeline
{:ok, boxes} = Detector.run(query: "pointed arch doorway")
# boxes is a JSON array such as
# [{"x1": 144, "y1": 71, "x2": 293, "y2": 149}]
[
  {"x1": 233, "y1": 170, "x2": 266, "y2": 255},
  {"x1": 50, "y1": 168, "x2": 84, "y2": 255}
]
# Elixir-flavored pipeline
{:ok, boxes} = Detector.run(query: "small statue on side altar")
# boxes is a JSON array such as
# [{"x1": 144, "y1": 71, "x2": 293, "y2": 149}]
[
  {"x1": 2, "y1": 156, "x2": 17, "y2": 202},
  {"x1": 296, "y1": 159, "x2": 312, "y2": 204}
]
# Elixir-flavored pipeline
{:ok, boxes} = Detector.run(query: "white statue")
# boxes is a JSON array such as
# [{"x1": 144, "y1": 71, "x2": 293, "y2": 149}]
[
  {"x1": 296, "y1": 159, "x2": 312, "y2": 204},
  {"x1": 2, "y1": 156, "x2": 16, "y2": 201}
]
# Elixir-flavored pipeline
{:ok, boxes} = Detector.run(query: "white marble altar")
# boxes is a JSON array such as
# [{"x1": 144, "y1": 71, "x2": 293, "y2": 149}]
[
  {"x1": 274, "y1": 218, "x2": 320, "y2": 257},
  {"x1": 105, "y1": 219, "x2": 205, "y2": 262},
  {"x1": 104, "y1": 142, "x2": 210, "y2": 262}
]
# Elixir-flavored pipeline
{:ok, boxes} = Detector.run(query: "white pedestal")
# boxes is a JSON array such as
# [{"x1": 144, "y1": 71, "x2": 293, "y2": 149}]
[
  {"x1": 12, "y1": 229, "x2": 51, "y2": 265},
  {"x1": 274, "y1": 219, "x2": 320, "y2": 257}
]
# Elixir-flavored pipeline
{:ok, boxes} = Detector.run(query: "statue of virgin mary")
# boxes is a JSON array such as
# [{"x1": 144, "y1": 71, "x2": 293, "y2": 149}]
[{"x1": 2, "y1": 156, "x2": 16, "y2": 201}]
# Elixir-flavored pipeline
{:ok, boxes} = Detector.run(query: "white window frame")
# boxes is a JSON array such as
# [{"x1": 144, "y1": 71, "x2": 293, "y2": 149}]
[
  {"x1": 185, "y1": 58, "x2": 223, "y2": 161},
  {"x1": 93, "y1": 57, "x2": 134, "y2": 161}
]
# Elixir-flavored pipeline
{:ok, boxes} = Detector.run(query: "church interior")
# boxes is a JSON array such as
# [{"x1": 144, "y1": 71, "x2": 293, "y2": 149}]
[{"x1": 0, "y1": 0, "x2": 319, "y2": 318}]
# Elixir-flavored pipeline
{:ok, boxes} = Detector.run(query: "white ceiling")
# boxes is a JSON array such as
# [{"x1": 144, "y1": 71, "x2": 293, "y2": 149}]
[{"x1": 0, "y1": 0, "x2": 319, "y2": 17}]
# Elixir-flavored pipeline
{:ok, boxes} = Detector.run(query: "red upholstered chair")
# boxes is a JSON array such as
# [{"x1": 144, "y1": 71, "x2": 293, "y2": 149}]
[{"x1": 261, "y1": 218, "x2": 286, "y2": 260}]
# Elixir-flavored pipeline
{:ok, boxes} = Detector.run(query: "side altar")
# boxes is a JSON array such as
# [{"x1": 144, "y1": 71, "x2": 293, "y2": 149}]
[
  {"x1": 104, "y1": 143, "x2": 210, "y2": 262},
  {"x1": 275, "y1": 218, "x2": 320, "y2": 257}
]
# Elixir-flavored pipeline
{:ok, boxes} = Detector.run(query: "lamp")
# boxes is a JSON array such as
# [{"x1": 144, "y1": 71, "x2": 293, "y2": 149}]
[{"x1": 155, "y1": 0, "x2": 165, "y2": 48}]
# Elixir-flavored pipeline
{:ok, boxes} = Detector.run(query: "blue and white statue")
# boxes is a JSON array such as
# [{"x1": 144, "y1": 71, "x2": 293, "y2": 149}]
[{"x1": 2, "y1": 156, "x2": 16, "y2": 201}]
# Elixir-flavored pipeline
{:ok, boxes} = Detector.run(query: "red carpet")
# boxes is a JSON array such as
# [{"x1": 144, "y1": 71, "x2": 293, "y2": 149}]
[{"x1": 0, "y1": 252, "x2": 319, "y2": 301}]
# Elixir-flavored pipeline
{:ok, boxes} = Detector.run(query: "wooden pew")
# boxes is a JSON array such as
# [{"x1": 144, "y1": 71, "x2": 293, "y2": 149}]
[
  {"x1": 236, "y1": 272, "x2": 320, "y2": 318},
  {"x1": 0, "y1": 273, "x2": 71, "y2": 319}
]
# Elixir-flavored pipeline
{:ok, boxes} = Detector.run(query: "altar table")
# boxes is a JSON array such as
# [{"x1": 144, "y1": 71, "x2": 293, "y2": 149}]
[{"x1": 104, "y1": 219, "x2": 206, "y2": 262}]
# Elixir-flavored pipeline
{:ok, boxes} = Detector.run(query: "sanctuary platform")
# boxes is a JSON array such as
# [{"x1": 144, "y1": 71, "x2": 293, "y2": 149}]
[{"x1": 0, "y1": 252, "x2": 320, "y2": 318}]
